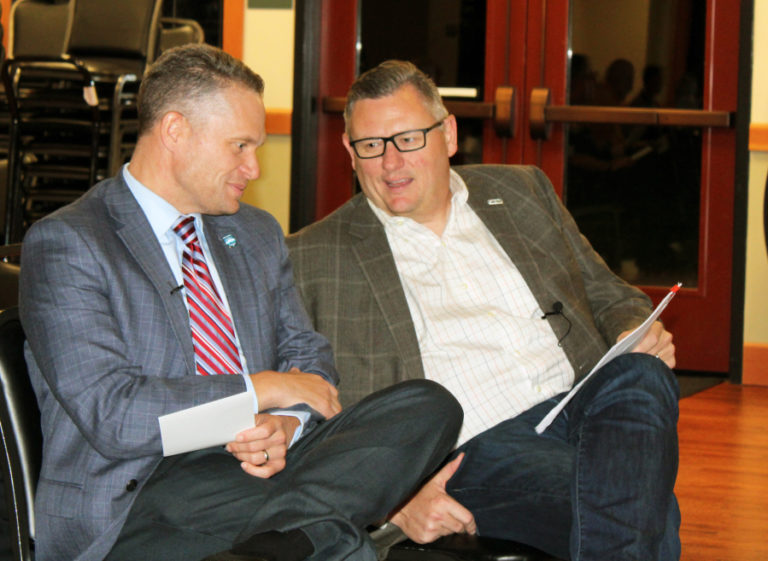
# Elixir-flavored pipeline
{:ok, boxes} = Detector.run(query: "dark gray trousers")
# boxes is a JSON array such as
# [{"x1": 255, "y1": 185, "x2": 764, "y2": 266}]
[{"x1": 105, "y1": 380, "x2": 462, "y2": 561}]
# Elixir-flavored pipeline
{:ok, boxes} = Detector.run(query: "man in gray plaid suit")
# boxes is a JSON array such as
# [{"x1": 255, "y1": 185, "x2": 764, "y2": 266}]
[
  {"x1": 20, "y1": 47, "x2": 461, "y2": 561},
  {"x1": 287, "y1": 60, "x2": 681, "y2": 561}
]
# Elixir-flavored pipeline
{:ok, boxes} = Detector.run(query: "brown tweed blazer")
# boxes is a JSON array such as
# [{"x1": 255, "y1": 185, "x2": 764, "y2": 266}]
[{"x1": 287, "y1": 165, "x2": 651, "y2": 407}]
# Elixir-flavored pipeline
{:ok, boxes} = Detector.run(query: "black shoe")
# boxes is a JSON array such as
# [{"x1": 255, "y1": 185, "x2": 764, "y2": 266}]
[
  {"x1": 201, "y1": 552, "x2": 269, "y2": 561},
  {"x1": 201, "y1": 529, "x2": 314, "y2": 561}
]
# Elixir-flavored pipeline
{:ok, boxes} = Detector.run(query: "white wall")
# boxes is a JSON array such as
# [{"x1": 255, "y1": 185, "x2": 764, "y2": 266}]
[
  {"x1": 744, "y1": 2, "x2": 768, "y2": 346},
  {"x1": 239, "y1": 5, "x2": 295, "y2": 233}
]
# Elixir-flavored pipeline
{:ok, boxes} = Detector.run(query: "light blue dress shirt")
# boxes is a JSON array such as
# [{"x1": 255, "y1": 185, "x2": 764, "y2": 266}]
[{"x1": 122, "y1": 164, "x2": 309, "y2": 445}]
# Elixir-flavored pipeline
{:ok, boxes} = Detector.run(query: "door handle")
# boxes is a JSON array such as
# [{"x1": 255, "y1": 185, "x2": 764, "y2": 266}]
[
  {"x1": 322, "y1": 86, "x2": 516, "y2": 138},
  {"x1": 529, "y1": 87, "x2": 732, "y2": 140}
]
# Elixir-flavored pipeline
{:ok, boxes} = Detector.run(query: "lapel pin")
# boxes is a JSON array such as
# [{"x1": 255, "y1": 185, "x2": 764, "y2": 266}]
[
  {"x1": 222, "y1": 234, "x2": 237, "y2": 248},
  {"x1": 487, "y1": 198, "x2": 504, "y2": 206}
]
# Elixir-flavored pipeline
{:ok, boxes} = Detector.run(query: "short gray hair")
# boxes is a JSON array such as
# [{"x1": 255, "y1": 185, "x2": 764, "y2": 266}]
[
  {"x1": 343, "y1": 60, "x2": 448, "y2": 134},
  {"x1": 137, "y1": 43, "x2": 264, "y2": 136}
]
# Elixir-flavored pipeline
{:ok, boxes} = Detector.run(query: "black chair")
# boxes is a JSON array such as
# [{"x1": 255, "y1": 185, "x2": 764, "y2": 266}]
[
  {"x1": 0, "y1": 307, "x2": 40, "y2": 561},
  {"x1": 372, "y1": 523, "x2": 563, "y2": 561},
  {"x1": 386, "y1": 535, "x2": 562, "y2": 561},
  {"x1": 1, "y1": 54, "x2": 101, "y2": 244},
  {"x1": 1, "y1": 0, "x2": 166, "y2": 244},
  {"x1": 159, "y1": 16, "x2": 206, "y2": 54},
  {"x1": 0, "y1": 243, "x2": 21, "y2": 311},
  {"x1": 6, "y1": 0, "x2": 71, "y2": 61},
  {"x1": 63, "y1": 0, "x2": 164, "y2": 176},
  {"x1": 0, "y1": 0, "x2": 72, "y2": 160},
  {"x1": 0, "y1": 1, "x2": 72, "y2": 233}
]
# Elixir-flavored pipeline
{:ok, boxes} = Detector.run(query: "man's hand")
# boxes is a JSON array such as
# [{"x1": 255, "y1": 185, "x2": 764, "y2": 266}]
[
  {"x1": 618, "y1": 320, "x2": 676, "y2": 368},
  {"x1": 226, "y1": 414, "x2": 301, "y2": 478},
  {"x1": 390, "y1": 454, "x2": 476, "y2": 544},
  {"x1": 250, "y1": 367, "x2": 341, "y2": 419}
]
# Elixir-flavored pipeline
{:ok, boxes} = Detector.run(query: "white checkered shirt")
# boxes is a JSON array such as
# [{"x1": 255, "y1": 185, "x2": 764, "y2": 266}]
[{"x1": 370, "y1": 170, "x2": 574, "y2": 445}]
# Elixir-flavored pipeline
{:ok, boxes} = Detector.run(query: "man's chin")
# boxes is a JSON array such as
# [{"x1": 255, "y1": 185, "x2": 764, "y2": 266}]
[{"x1": 207, "y1": 200, "x2": 241, "y2": 216}]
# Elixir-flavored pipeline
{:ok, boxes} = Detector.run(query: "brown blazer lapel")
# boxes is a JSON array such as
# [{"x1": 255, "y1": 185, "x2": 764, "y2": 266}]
[
  {"x1": 460, "y1": 168, "x2": 560, "y2": 316},
  {"x1": 348, "y1": 199, "x2": 425, "y2": 380}
]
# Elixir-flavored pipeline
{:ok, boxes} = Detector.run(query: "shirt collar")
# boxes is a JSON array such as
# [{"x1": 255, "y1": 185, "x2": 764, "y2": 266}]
[
  {"x1": 122, "y1": 164, "x2": 204, "y2": 241},
  {"x1": 367, "y1": 168, "x2": 469, "y2": 228}
]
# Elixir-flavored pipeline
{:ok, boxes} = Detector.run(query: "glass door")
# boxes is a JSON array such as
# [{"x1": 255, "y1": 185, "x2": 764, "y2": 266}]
[
  {"x1": 293, "y1": 0, "x2": 741, "y2": 373},
  {"x1": 526, "y1": 0, "x2": 739, "y2": 372}
]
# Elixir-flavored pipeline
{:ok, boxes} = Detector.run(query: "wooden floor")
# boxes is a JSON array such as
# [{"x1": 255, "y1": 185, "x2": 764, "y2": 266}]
[{"x1": 677, "y1": 382, "x2": 768, "y2": 561}]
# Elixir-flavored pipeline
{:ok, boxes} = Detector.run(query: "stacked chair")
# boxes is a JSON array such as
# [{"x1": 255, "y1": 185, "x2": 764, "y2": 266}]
[
  {"x1": 158, "y1": 16, "x2": 205, "y2": 54},
  {"x1": 0, "y1": 242, "x2": 26, "y2": 560},
  {"x1": 1, "y1": 0, "x2": 205, "y2": 244},
  {"x1": 0, "y1": 305, "x2": 36, "y2": 561}
]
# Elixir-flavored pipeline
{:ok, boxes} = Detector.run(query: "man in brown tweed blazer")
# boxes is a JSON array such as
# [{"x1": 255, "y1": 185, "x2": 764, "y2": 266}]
[{"x1": 287, "y1": 60, "x2": 681, "y2": 561}]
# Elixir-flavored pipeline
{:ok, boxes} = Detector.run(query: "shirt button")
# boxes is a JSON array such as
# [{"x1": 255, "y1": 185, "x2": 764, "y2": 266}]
[{"x1": 126, "y1": 479, "x2": 138, "y2": 492}]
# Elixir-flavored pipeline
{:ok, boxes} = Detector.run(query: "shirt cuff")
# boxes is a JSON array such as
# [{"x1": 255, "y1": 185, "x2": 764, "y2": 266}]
[
  {"x1": 241, "y1": 372, "x2": 259, "y2": 412},
  {"x1": 270, "y1": 409, "x2": 311, "y2": 447},
  {"x1": 241, "y1": 374, "x2": 310, "y2": 447}
]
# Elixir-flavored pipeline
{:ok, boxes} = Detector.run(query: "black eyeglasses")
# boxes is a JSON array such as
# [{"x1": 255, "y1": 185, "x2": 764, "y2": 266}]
[{"x1": 348, "y1": 120, "x2": 445, "y2": 159}]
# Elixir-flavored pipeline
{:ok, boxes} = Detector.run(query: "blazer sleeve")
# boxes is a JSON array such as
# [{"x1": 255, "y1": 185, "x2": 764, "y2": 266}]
[
  {"x1": 527, "y1": 166, "x2": 651, "y2": 342},
  {"x1": 268, "y1": 224, "x2": 339, "y2": 384}
]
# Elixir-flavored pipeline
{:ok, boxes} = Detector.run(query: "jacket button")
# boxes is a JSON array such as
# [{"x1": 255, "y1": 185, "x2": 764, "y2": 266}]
[{"x1": 126, "y1": 479, "x2": 138, "y2": 492}]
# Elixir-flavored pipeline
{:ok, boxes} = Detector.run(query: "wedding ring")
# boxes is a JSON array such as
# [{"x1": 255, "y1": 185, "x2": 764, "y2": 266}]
[{"x1": 263, "y1": 449, "x2": 270, "y2": 462}]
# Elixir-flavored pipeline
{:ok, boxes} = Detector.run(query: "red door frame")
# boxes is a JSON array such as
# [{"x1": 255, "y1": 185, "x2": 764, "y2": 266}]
[
  {"x1": 523, "y1": 0, "x2": 739, "y2": 372},
  {"x1": 313, "y1": 0, "x2": 358, "y2": 220}
]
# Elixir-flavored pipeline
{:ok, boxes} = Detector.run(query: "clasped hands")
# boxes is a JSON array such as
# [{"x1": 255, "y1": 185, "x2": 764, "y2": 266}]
[{"x1": 225, "y1": 367, "x2": 341, "y2": 478}]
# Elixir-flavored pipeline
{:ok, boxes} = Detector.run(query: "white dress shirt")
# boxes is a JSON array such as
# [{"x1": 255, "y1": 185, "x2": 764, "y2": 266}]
[{"x1": 370, "y1": 170, "x2": 574, "y2": 445}]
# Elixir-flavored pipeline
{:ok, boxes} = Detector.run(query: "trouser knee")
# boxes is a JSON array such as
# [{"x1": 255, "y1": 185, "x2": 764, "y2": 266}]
[
  {"x1": 371, "y1": 379, "x2": 462, "y2": 428},
  {"x1": 577, "y1": 353, "x2": 680, "y2": 424}
]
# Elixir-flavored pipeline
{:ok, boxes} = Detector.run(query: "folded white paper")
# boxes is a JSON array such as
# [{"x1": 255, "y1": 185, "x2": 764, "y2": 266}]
[
  {"x1": 158, "y1": 391, "x2": 254, "y2": 456},
  {"x1": 535, "y1": 283, "x2": 682, "y2": 434}
]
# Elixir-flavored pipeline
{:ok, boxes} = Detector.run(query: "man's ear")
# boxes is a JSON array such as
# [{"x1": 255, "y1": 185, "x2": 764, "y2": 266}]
[
  {"x1": 442, "y1": 114, "x2": 459, "y2": 158},
  {"x1": 158, "y1": 111, "x2": 188, "y2": 152},
  {"x1": 342, "y1": 133, "x2": 357, "y2": 171}
]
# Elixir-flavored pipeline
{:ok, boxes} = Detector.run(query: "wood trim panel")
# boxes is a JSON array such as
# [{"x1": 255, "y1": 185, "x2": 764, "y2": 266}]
[
  {"x1": 749, "y1": 123, "x2": 768, "y2": 152},
  {"x1": 223, "y1": 0, "x2": 244, "y2": 59},
  {"x1": 265, "y1": 109, "x2": 291, "y2": 135},
  {"x1": 742, "y1": 343, "x2": 768, "y2": 385},
  {"x1": 1, "y1": 0, "x2": 9, "y2": 53}
]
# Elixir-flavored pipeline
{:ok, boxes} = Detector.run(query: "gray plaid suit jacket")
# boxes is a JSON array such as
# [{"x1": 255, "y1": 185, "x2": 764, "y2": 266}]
[
  {"x1": 20, "y1": 175, "x2": 336, "y2": 561},
  {"x1": 288, "y1": 165, "x2": 651, "y2": 407}
]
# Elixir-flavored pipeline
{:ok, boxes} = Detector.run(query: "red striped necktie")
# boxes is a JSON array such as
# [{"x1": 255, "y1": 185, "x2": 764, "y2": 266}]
[{"x1": 173, "y1": 216, "x2": 243, "y2": 375}]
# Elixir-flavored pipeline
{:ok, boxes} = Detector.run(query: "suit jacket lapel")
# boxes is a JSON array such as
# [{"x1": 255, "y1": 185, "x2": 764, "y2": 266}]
[
  {"x1": 461, "y1": 170, "x2": 557, "y2": 316},
  {"x1": 105, "y1": 178, "x2": 197, "y2": 375},
  {"x1": 348, "y1": 197, "x2": 425, "y2": 380}
]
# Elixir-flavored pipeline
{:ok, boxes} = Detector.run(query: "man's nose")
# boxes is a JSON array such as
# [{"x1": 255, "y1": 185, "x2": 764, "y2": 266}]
[
  {"x1": 241, "y1": 152, "x2": 260, "y2": 180},
  {"x1": 381, "y1": 139, "x2": 403, "y2": 169}
]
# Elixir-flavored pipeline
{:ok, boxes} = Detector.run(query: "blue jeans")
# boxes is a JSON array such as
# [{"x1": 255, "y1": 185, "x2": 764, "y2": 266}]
[{"x1": 446, "y1": 353, "x2": 681, "y2": 561}]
